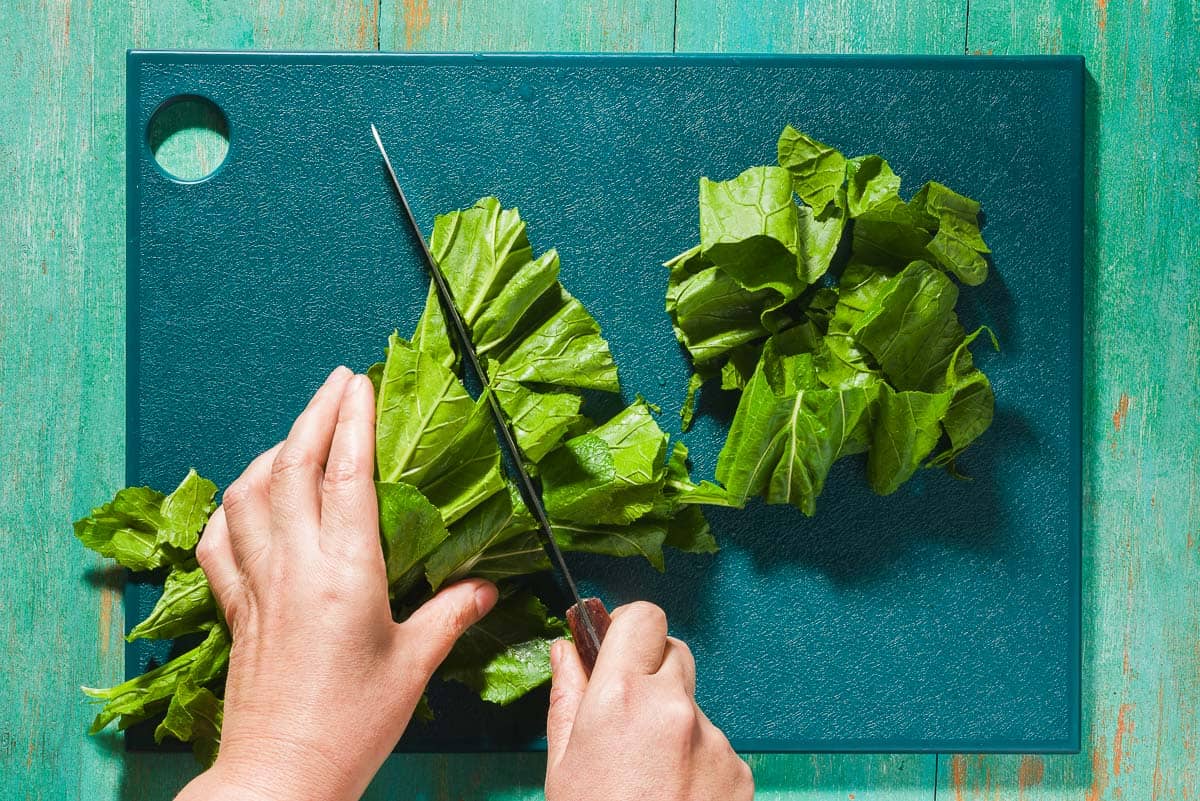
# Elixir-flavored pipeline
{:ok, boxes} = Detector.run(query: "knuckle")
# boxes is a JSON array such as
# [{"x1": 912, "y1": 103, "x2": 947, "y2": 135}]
[
  {"x1": 548, "y1": 682, "x2": 582, "y2": 710},
  {"x1": 195, "y1": 534, "x2": 215, "y2": 566},
  {"x1": 222, "y1": 479, "x2": 253, "y2": 509},
  {"x1": 442, "y1": 598, "x2": 477, "y2": 636},
  {"x1": 321, "y1": 456, "x2": 362, "y2": 490},
  {"x1": 270, "y1": 446, "x2": 312, "y2": 481},
  {"x1": 595, "y1": 676, "x2": 636, "y2": 710},
  {"x1": 668, "y1": 636, "x2": 694, "y2": 662},
  {"x1": 662, "y1": 697, "x2": 697, "y2": 730}
]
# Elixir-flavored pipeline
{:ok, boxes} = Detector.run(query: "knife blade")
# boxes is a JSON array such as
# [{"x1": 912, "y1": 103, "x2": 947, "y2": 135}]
[{"x1": 370, "y1": 124, "x2": 608, "y2": 670}]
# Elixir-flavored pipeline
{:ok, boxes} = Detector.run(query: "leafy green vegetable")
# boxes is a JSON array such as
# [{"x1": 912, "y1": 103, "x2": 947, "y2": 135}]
[
  {"x1": 436, "y1": 591, "x2": 568, "y2": 705},
  {"x1": 541, "y1": 402, "x2": 668, "y2": 527},
  {"x1": 83, "y1": 623, "x2": 230, "y2": 735},
  {"x1": 668, "y1": 127, "x2": 997, "y2": 513},
  {"x1": 76, "y1": 197, "x2": 720, "y2": 762},
  {"x1": 127, "y1": 565, "x2": 215, "y2": 642},
  {"x1": 158, "y1": 470, "x2": 219, "y2": 550},
  {"x1": 156, "y1": 677, "x2": 223, "y2": 767},
  {"x1": 72, "y1": 469, "x2": 215, "y2": 571},
  {"x1": 376, "y1": 480, "x2": 450, "y2": 596}
]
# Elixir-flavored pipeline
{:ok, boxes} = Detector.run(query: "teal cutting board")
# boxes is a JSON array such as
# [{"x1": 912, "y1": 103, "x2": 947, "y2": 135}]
[{"x1": 125, "y1": 51, "x2": 1083, "y2": 753}]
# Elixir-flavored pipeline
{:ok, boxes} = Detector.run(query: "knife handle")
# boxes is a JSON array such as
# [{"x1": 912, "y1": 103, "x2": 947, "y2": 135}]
[{"x1": 566, "y1": 597, "x2": 611, "y2": 675}]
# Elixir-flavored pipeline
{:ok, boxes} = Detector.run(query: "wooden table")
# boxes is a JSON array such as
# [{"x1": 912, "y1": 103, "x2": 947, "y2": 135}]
[{"x1": 1, "y1": 2, "x2": 1195, "y2": 799}]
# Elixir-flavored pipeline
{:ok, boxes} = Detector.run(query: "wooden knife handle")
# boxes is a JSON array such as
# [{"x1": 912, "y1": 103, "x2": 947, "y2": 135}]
[{"x1": 566, "y1": 597, "x2": 611, "y2": 675}]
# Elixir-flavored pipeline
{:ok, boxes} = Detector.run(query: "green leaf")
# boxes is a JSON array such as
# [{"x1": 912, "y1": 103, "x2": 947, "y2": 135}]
[
  {"x1": 73, "y1": 485, "x2": 191, "y2": 571},
  {"x1": 376, "y1": 481, "x2": 450, "y2": 594},
  {"x1": 866, "y1": 384, "x2": 953, "y2": 495},
  {"x1": 803, "y1": 192, "x2": 848, "y2": 280},
  {"x1": 412, "y1": 282, "x2": 457, "y2": 371},
  {"x1": 412, "y1": 393, "x2": 507, "y2": 526},
  {"x1": 679, "y1": 370, "x2": 708, "y2": 432},
  {"x1": 541, "y1": 402, "x2": 668, "y2": 526},
  {"x1": 437, "y1": 591, "x2": 568, "y2": 706},
  {"x1": 851, "y1": 196, "x2": 936, "y2": 270},
  {"x1": 665, "y1": 260, "x2": 774, "y2": 369},
  {"x1": 429, "y1": 197, "x2": 620, "y2": 396},
  {"x1": 155, "y1": 677, "x2": 223, "y2": 767},
  {"x1": 467, "y1": 530, "x2": 550, "y2": 583},
  {"x1": 845, "y1": 155, "x2": 902, "y2": 218},
  {"x1": 471, "y1": 248, "x2": 561, "y2": 357},
  {"x1": 490, "y1": 367, "x2": 583, "y2": 463},
  {"x1": 699, "y1": 166, "x2": 809, "y2": 298},
  {"x1": 158, "y1": 469, "x2": 218, "y2": 551},
  {"x1": 930, "y1": 326, "x2": 999, "y2": 466},
  {"x1": 424, "y1": 485, "x2": 535, "y2": 590},
  {"x1": 662, "y1": 504, "x2": 719, "y2": 555},
  {"x1": 776, "y1": 125, "x2": 846, "y2": 211},
  {"x1": 851, "y1": 260, "x2": 966, "y2": 392},
  {"x1": 553, "y1": 520, "x2": 669, "y2": 571},
  {"x1": 492, "y1": 289, "x2": 619, "y2": 391},
  {"x1": 127, "y1": 565, "x2": 216, "y2": 642},
  {"x1": 84, "y1": 623, "x2": 230, "y2": 734},
  {"x1": 716, "y1": 348, "x2": 844, "y2": 515},
  {"x1": 913, "y1": 182, "x2": 991, "y2": 285},
  {"x1": 429, "y1": 197, "x2": 535, "y2": 329},
  {"x1": 374, "y1": 334, "x2": 505, "y2": 524}
]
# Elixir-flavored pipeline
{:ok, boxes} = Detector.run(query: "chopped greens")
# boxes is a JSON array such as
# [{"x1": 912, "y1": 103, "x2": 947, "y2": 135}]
[
  {"x1": 76, "y1": 198, "x2": 715, "y2": 764},
  {"x1": 668, "y1": 126, "x2": 997, "y2": 514}
]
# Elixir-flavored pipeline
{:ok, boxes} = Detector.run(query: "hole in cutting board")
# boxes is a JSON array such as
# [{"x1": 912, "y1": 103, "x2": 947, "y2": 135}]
[{"x1": 147, "y1": 95, "x2": 229, "y2": 182}]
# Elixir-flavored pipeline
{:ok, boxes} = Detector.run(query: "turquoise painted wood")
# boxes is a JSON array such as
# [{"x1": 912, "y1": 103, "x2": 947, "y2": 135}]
[{"x1": 1, "y1": 2, "x2": 1196, "y2": 801}]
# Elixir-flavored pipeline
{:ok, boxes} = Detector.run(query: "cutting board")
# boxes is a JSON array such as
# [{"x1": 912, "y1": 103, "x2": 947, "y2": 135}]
[{"x1": 125, "y1": 52, "x2": 1083, "y2": 753}]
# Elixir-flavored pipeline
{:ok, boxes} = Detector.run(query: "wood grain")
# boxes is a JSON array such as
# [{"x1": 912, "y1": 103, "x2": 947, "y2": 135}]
[
  {"x1": 0, "y1": 1, "x2": 129, "y2": 798},
  {"x1": 934, "y1": 0, "x2": 1200, "y2": 799},
  {"x1": 674, "y1": 0, "x2": 967, "y2": 53},
  {"x1": 379, "y1": 0, "x2": 673, "y2": 51}
]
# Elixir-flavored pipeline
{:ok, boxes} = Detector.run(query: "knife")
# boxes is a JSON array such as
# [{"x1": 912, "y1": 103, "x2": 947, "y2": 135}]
[{"x1": 371, "y1": 124, "x2": 610, "y2": 673}]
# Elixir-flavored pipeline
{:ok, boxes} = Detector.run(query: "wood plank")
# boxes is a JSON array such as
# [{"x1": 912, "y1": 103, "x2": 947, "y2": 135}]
[
  {"x1": 379, "y1": 0, "x2": 674, "y2": 51},
  {"x1": 936, "y1": 1, "x2": 1200, "y2": 799},
  {"x1": 133, "y1": 0, "x2": 379, "y2": 50},
  {"x1": 674, "y1": 0, "x2": 967, "y2": 53},
  {"x1": 0, "y1": 2, "x2": 131, "y2": 799},
  {"x1": 0, "y1": 2, "x2": 377, "y2": 800}
]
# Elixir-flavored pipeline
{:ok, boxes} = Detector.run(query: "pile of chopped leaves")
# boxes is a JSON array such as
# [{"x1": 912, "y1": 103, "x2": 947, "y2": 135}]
[
  {"x1": 667, "y1": 126, "x2": 997, "y2": 515},
  {"x1": 76, "y1": 197, "x2": 717, "y2": 764}
]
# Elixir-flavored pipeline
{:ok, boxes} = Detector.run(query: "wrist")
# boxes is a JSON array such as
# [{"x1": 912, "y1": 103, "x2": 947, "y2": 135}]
[{"x1": 196, "y1": 733, "x2": 363, "y2": 801}]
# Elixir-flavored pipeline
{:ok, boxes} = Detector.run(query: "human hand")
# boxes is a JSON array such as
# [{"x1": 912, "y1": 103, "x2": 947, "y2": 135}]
[
  {"x1": 544, "y1": 602, "x2": 754, "y2": 801},
  {"x1": 177, "y1": 367, "x2": 499, "y2": 801}
]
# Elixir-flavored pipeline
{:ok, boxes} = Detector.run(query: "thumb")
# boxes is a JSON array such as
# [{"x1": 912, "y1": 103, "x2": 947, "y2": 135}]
[
  {"x1": 399, "y1": 579, "x2": 498, "y2": 675},
  {"x1": 546, "y1": 638, "x2": 588, "y2": 767}
]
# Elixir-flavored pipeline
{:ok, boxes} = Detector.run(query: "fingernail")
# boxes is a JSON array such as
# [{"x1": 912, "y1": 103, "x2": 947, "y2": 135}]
[
  {"x1": 327, "y1": 365, "x2": 351, "y2": 383},
  {"x1": 549, "y1": 640, "x2": 561, "y2": 670},
  {"x1": 474, "y1": 582, "x2": 498, "y2": 616}
]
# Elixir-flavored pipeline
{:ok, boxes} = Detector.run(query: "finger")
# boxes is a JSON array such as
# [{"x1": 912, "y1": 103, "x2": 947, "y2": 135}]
[
  {"x1": 657, "y1": 636, "x2": 697, "y2": 698},
  {"x1": 221, "y1": 442, "x2": 282, "y2": 568},
  {"x1": 320, "y1": 374, "x2": 378, "y2": 557},
  {"x1": 195, "y1": 507, "x2": 239, "y2": 613},
  {"x1": 591, "y1": 601, "x2": 668, "y2": 679},
  {"x1": 545, "y1": 639, "x2": 588, "y2": 768},
  {"x1": 270, "y1": 366, "x2": 352, "y2": 539},
  {"x1": 398, "y1": 579, "x2": 499, "y2": 676}
]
